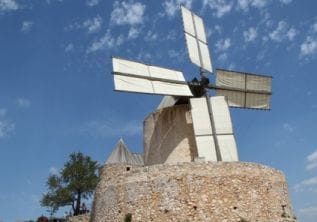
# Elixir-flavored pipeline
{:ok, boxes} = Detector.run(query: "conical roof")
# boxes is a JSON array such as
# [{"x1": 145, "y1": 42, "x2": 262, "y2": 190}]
[
  {"x1": 105, "y1": 138, "x2": 144, "y2": 165},
  {"x1": 157, "y1": 96, "x2": 178, "y2": 110}
]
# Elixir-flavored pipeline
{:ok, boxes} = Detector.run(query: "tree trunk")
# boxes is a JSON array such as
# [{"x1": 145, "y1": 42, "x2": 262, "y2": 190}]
[
  {"x1": 72, "y1": 201, "x2": 75, "y2": 214},
  {"x1": 74, "y1": 190, "x2": 81, "y2": 215}
]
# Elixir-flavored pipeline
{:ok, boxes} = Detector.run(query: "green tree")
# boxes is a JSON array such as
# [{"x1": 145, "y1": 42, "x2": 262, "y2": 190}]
[{"x1": 41, "y1": 152, "x2": 99, "y2": 215}]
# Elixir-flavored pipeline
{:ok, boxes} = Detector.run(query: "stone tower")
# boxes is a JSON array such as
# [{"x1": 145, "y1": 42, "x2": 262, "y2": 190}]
[{"x1": 90, "y1": 104, "x2": 297, "y2": 222}]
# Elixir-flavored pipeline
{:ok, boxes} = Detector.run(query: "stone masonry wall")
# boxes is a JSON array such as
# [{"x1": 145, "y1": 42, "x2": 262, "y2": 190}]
[
  {"x1": 90, "y1": 162, "x2": 297, "y2": 222},
  {"x1": 143, "y1": 104, "x2": 198, "y2": 166},
  {"x1": 67, "y1": 214, "x2": 90, "y2": 222}
]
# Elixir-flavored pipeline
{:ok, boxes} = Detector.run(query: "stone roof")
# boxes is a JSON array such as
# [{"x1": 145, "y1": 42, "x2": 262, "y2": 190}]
[{"x1": 105, "y1": 138, "x2": 143, "y2": 165}]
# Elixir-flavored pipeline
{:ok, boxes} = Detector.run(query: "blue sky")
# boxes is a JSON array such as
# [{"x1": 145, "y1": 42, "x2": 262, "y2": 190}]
[{"x1": 0, "y1": 0, "x2": 317, "y2": 221}]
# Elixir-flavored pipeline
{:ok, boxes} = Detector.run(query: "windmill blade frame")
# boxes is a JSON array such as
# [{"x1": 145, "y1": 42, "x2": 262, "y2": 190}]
[
  {"x1": 190, "y1": 96, "x2": 238, "y2": 161},
  {"x1": 214, "y1": 69, "x2": 272, "y2": 110},
  {"x1": 181, "y1": 6, "x2": 213, "y2": 73},
  {"x1": 112, "y1": 57, "x2": 193, "y2": 97}
]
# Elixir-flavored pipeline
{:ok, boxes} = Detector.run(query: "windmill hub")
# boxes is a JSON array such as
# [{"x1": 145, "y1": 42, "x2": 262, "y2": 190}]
[{"x1": 188, "y1": 77, "x2": 208, "y2": 97}]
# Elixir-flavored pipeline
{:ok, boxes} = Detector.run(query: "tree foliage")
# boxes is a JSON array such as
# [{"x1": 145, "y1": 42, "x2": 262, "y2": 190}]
[{"x1": 41, "y1": 152, "x2": 99, "y2": 215}]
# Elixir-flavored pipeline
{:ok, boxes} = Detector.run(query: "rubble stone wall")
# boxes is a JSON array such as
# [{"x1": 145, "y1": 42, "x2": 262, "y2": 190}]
[
  {"x1": 90, "y1": 162, "x2": 297, "y2": 222},
  {"x1": 67, "y1": 214, "x2": 90, "y2": 222}
]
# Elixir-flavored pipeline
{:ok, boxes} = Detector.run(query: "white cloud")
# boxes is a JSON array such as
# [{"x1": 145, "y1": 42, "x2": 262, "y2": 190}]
[
  {"x1": 312, "y1": 21, "x2": 317, "y2": 33},
  {"x1": 306, "y1": 162, "x2": 317, "y2": 171},
  {"x1": 279, "y1": 0, "x2": 292, "y2": 5},
  {"x1": 137, "y1": 51, "x2": 152, "y2": 62},
  {"x1": 87, "y1": 30, "x2": 124, "y2": 53},
  {"x1": 218, "y1": 52, "x2": 228, "y2": 62},
  {"x1": 243, "y1": 27, "x2": 258, "y2": 42},
  {"x1": 251, "y1": 0, "x2": 268, "y2": 8},
  {"x1": 21, "y1": 21, "x2": 33, "y2": 33},
  {"x1": 306, "y1": 149, "x2": 317, "y2": 170},
  {"x1": 0, "y1": 0, "x2": 19, "y2": 11},
  {"x1": 49, "y1": 167, "x2": 59, "y2": 175},
  {"x1": 203, "y1": 0, "x2": 233, "y2": 18},
  {"x1": 144, "y1": 30, "x2": 158, "y2": 41},
  {"x1": 168, "y1": 49, "x2": 181, "y2": 59},
  {"x1": 26, "y1": 179, "x2": 32, "y2": 185},
  {"x1": 299, "y1": 206, "x2": 317, "y2": 218},
  {"x1": 65, "y1": 43, "x2": 74, "y2": 53},
  {"x1": 167, "y1": 49, "x2": 185, "y2": 62},
  {"x1": 166, "y1": 30, "x2": 176, "y2": 41},
  {"x1": 46, "y1": 0, "x2": 64, "y2": 4},
  {"x1": 128, "y1": 26, "x2": 140, "y2": 39},
  {"x1": 308, "y1": 150, "x2": 317, "y2": 162},
  {"x1": 64, "y1": 22, "x2": 80, "y2": 32},
  {"x1": 0, "y1": 108, "x2": 14, "y2": 139},
  {"x1": 215, "y1": 38, "x2": 231, "y2": 52},
  {"x1": 300, "y1": 21, "x2": 317, "y2": 57},
  {"x1": 17, "y1": 98, "x2": 31, "y2": 108},
  {"x1": 238, "y1": 0, "x2": 269, "y2": 11},
  {"x1": 282, "y1": 123, "x2": 295, "y2": 132},
  {"x1": 65, "y1": 16, "x2": 102, "y2": 34},
  {"x1": 213, "y1": 25, "x2": 223, "y2": 34},
  {"x1": 0, "y1": 108, "x2": 6, "y2": 117},
  {"x1": 294, "y1": 176, "x2": 317, "y2": 192},
  {"x1": 162, "y1": 0, "x2": 193, "y2": 17},
  {"x1": 300, "y1": 36, "x2": 317, "y2": 56},
  {"x1": 228, "y1": 63, "x2": 236, "y2": 70},
  {"x1": 83, "y1": 16, "x2": 102, "y2": 33},
  {"x1": 80, "y1": 119, "x2": 142, "y2": 138},
  {"x1": 287, "y1": 28, "x2": 297, "y2": 40},
  {"x1": 269, "y1": 21, "x2": 297, "y2": 42},
  {"x1": 110, "y1": 1, "x2": 146, "y2": 26},
  {"x1": 0, "y1": 120, "x2": 15, "y2": 139},
  {"x1": 86, "y1": 0, "x2": 100, "y2": 7},
  {"x1": 299, "y1": 206, "x2": 317, "y2": 222}
]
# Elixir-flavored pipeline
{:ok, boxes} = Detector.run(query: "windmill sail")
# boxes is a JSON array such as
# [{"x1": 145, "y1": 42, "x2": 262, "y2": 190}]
[
  {"x1": 110, "y1": 6, "x2": 273, "y2": 165},
  {"x1": 181, "y1": 6, "x2": 213, "y2": 73},
  {"x1": 112, "y1": 57, "x2": 193, "y2": 97},
  {"x1": 190, "y1": 96, "x2": 238, "y2": 161},
  {"x1": 215, "y1": 69, "x2": 272, "y2": 109}
]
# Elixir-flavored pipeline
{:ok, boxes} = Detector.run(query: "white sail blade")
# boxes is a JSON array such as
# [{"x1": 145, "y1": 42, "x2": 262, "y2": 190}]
[
  {"x1": 193, "y1": 14, "x2": 207, "y2": 43},
  {"x1": 210, "y1": 96, "x2": 238, "y2": 161},
  {"x1": 215, "y1": 89, "x2": 245, "y2": 108},
  {"x1": 246, "y1": 74, "x2": 272, "y2": 92},
  {"x1": 114, "y1": 75, "x2": 153, "y2": 94},
  {"x1": 216, "y1": 69, "x2": 245, "y2": 90},
  {"x1": 181, "y1": 6, "x2": 195, "y2": 37},
  {"x1": 113, "y1": 57, "x2": 187, "y2": 82},
  {"x1": 195, "y1": 136, "x2": 217, "y2": 161},
  {"x1": 210, "y1": 96, "x2": 234, "y2": 134},
  {"x1": 113, "y1": 57, "x2": 148, "y2": 78},
  {"x1": 190, "y1": 96, "x2": 239, "y2": 162},
  {"x1": 216, "y1": 69, "x2": 272, "y2": 109},
  {"x1": 190, "y1": 98, "x2": 213, "y2": 136},
  {"x1": 185, "y1": 33, "x2": 201, "y2": 69},
  {"x1": 246, "y1": 93, "x2": 271, "y2": 109},
  {"x1": 190, "y1": 97, "x2": 216, "y2": 161},
  {"x1": 112, "y1": 57, "x2": 193, "y2": 96},
  {"x1": 181, "y1": 6, "x2": 213, "y2": 73},
  {"x1": 199, "y1": 41, "x2": 212, "y2": 72},
  {"x1": 217, "y1": 135, "x2": 238, "y2": 161}
]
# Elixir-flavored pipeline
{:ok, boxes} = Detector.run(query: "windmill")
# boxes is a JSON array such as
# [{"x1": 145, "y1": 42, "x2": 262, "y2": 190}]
[{"x1": 111, "y1": 6, "x2": 272, "y2": 162}]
